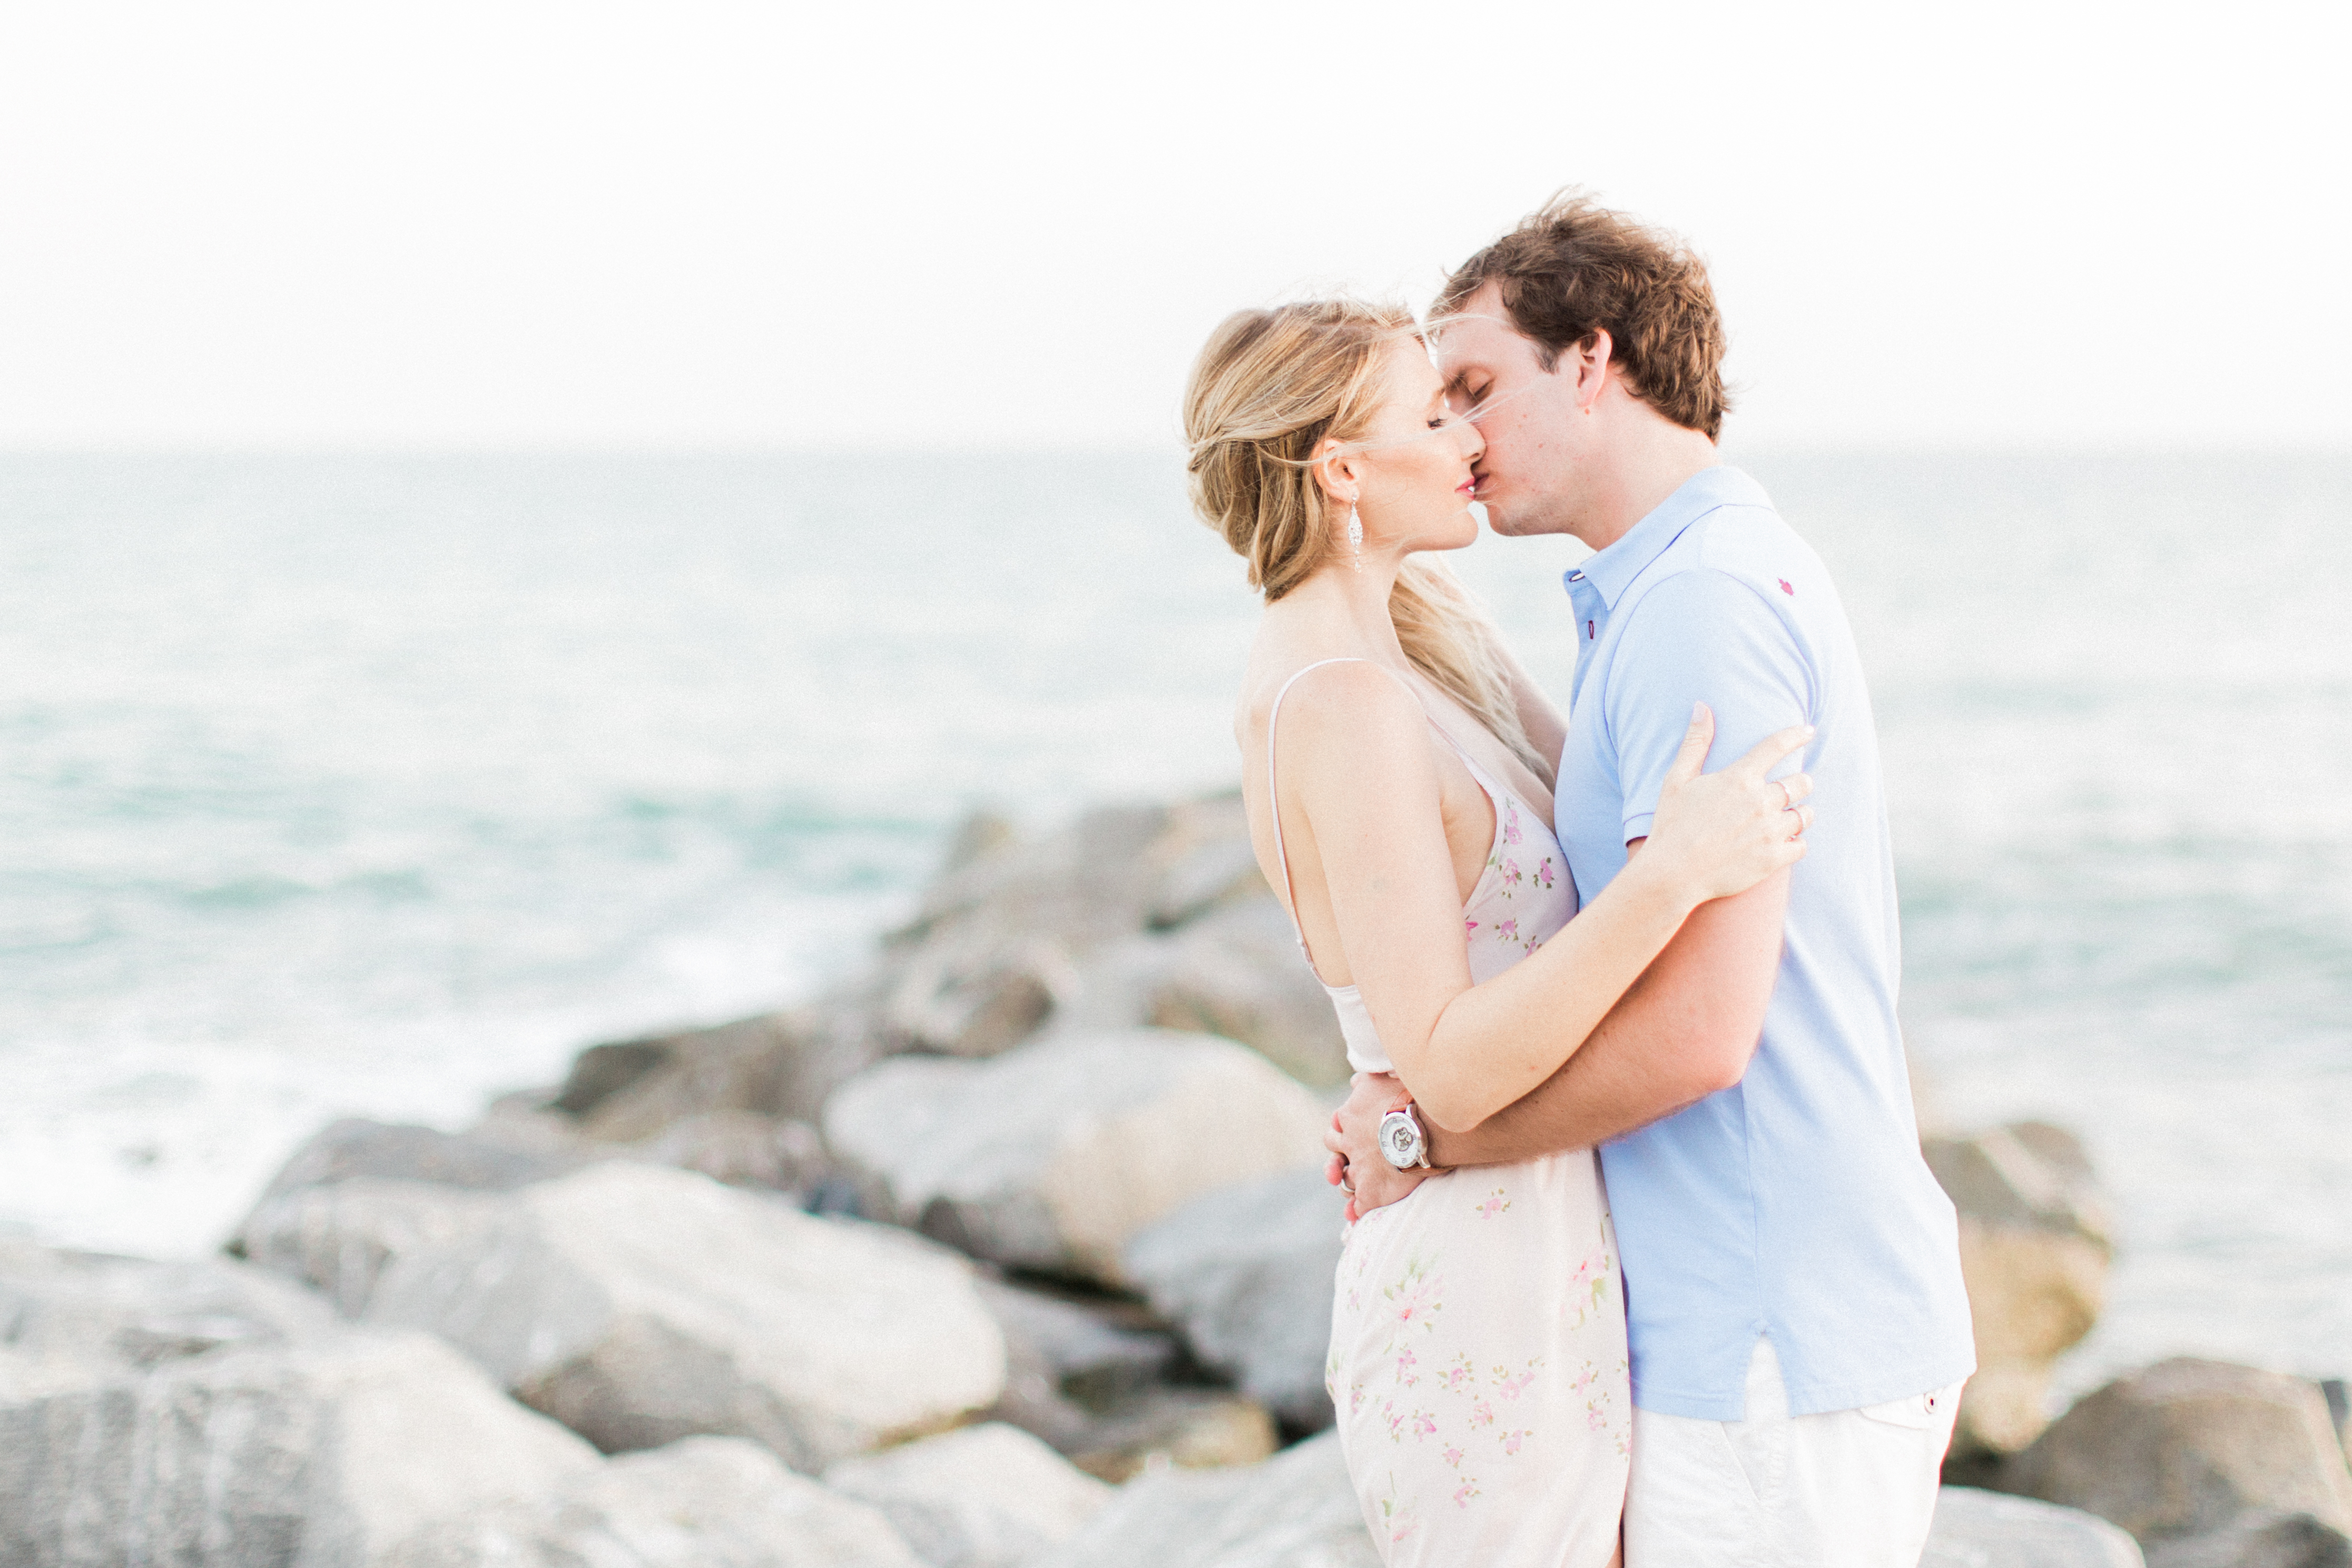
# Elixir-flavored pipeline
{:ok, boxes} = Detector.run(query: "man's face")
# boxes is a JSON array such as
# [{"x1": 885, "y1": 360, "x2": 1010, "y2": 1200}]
[{"x1": 1434, "y1": 281, "x2": 1592, "y2": 540}]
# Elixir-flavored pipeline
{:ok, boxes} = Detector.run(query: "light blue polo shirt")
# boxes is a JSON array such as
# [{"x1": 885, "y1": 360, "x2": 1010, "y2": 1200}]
[{"x1": 1558, "y1": 465, "x2": 1974, "y2": 1421}]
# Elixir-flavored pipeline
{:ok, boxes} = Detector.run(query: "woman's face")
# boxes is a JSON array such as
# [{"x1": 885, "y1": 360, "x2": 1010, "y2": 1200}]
[{"x1": 1345, "y1": 340, "x2": 1487, "y2": 556}]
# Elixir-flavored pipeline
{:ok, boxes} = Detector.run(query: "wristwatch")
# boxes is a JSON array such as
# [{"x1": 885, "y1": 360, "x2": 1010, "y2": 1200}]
[{"x1": 1377, "y1": 1102, "x2": 1431, "y2": 1170}]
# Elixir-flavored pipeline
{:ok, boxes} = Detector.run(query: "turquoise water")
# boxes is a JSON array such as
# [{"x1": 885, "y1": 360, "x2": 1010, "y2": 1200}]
[{"x1": 2, "y1": 448, "x2": 2346, "y2": 1401}]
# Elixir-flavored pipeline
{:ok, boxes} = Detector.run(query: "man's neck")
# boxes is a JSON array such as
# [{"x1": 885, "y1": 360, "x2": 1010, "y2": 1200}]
[{"x1": 1574, "y1": 422, "x2": 1721, "y2": 554}]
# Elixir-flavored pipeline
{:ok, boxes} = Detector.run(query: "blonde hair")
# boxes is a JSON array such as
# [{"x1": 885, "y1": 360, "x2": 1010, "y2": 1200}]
[{"x1": 1182, "y1": 299, "x2": 1550, "y2": 784}]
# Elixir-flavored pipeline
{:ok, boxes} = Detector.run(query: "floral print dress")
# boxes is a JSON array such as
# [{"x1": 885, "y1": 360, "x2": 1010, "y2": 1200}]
[{"x1": 1261, "y1": 659, "x2": 1630, "y2": 1567}]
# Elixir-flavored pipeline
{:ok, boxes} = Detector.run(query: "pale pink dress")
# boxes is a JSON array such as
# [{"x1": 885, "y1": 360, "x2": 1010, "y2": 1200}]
[{"x1": 1266, "y1": 659, "x2": 1631, "y2": 1567}]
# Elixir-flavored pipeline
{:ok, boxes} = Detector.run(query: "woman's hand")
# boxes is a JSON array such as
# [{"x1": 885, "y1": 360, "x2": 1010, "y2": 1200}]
[
  {"x1": 1323, "y1": 1072, "x2": 1432, "y2": 1221},
  {"x1": 1641, "y1": 703, "x2": 1814, "y2": 904}
]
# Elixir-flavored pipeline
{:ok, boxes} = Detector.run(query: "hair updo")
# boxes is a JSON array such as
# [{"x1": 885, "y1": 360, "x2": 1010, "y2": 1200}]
[{"x1": 1182, "y1": 299, "x2": 1550, "y2": 784}]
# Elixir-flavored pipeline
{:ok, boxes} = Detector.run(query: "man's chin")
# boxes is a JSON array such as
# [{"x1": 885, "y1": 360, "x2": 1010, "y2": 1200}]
[
  {"x1": 1480, "y1": 495, "x2": 1576, "y2": 540},
  {"x1": 1480, "y1": 501, "x2": 1541, "y2": 538}
]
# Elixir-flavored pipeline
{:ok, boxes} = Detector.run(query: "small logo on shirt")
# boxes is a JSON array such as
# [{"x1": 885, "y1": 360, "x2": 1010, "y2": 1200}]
[{"x1": 1778, "y1": 578, "x2": 1795, "y2": 596}]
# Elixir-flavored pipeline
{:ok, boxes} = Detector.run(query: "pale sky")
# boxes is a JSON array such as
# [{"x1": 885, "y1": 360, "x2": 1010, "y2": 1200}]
[{"x1": 1, "y1": 1, "x2": 2345, "y2": 450}]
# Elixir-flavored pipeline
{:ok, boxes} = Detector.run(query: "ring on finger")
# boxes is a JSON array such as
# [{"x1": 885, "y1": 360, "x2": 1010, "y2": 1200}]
[
  {"x1": 1337, "y1": 1165, "x2": 1355, "y2": 1195},
  {"x1": 1777, "y1": 778, "x2": 1794, "y2": 811}
]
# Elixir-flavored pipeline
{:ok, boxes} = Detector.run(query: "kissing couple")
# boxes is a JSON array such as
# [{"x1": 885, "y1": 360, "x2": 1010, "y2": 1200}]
[{"x1": 1182, "y1": 192, "x2": 1976, "y2": 1566}]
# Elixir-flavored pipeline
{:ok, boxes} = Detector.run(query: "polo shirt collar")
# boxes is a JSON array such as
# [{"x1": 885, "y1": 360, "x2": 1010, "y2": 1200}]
[{"x1": 1564, "y1": 464, "x2": 1769, "y2": 609}]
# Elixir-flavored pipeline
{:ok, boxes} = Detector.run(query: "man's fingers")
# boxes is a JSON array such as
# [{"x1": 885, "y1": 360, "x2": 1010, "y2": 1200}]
[{"x1": 1662, "y1": 701, "x2": 1715, "y2": 790}]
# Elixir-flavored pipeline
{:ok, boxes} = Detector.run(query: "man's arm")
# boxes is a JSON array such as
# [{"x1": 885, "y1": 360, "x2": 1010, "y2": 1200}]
[
  {"x1": 1328, "y1": 859, "x2": 1786, "y2": 1214},
  {"x1": 1326, "y1": 565, "x2": 1809, "y2": 1214},
  {"x1": 1430, "y1": 856, "x2": 1786, "y2": 1163}
]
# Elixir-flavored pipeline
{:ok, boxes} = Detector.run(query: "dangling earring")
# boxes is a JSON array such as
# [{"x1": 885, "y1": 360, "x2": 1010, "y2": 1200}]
[{"x1": 1346, "y1": 500, "x2": 1364, "y2": 569}]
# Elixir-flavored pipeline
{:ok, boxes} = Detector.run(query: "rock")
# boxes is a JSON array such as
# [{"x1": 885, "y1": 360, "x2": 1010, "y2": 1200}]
[
  {"x1": 1926, "y1": 1120, "x2": 2114, "y2": 1456},
  {"x1": 629, "y1": 1110, "x2": 830, "y2": 1192},
  {"x1": 385, "y1": 1435, "x2": 927, "y2": 1567},
  {"x1": 1135, "y1": 900, "x2": 1351, "y2": 1088},
  {"x1": 0, "y1": 1241, "x2": 601, "y2": 1566},
  {"x1": 1067, "y1": 1388, "x2": 1280, "y2": 1483},
  {"x1": 823, "y1": 1029, "x2": 1327, "y2": 1287},
  {"x1": 1031, "y1": 1428, "x2": 1377, "y2": 1568},
  {"x1": 2012, "y1": 1358, "x2": 2352, "y2": 1545},
  {"x1": 556, "y1": 1007, "x2": 878, "y2": 1142},
  {"x1": 826, "y1": 1422, "x2": 1113, "y2": 1568},
  {"x1": 942, "y1": 808, "x2": 1022, "y2": 875},
  {"x1": 977, "y1": 1277, "x2": 1176, "y2": 1416},
  {"x1": 2145, "y1": 1510, "x2": 2352, "y2": 1568},
  {"x1": 873, "y1": 795, "x2": 1298, "y2": 1062},
  {"x1": 1925, "y1": 1486, "x2": 2147, "y2": 1566},
  {"x1": 363, "y1": 1161, "x2": 1006, "y2": 1471},
  {"x1": 236, "y1": 1176, "x2": 503, "y2": 1315},
  {"x1": 239, "y1": 1116, "x2": 594, "y2": 1214},
  {"x1": 1146, "y1": 818, "x2": 1268, "y2": 931},
  {"x1": 877, "y1": 803, "x2": 1175, "y2": 1057},
  {"x1": 1124, "y1": 1167, "x2": 1346, "y2": 1431},
  {"x1": 967, "y1": 1282, "x2": 1274, "y2": 1477}
]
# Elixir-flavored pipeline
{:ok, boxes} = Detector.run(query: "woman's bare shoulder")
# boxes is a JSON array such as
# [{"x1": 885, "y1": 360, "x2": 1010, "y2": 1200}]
[{"x1": 1243, "y1": 655, "x2": 1420, "y2": 738}]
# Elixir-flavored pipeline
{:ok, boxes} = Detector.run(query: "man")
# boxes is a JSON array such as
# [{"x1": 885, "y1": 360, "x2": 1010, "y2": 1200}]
[{"x1": 1327, "y1": 193, "x2": 1975, "y2": 1566}]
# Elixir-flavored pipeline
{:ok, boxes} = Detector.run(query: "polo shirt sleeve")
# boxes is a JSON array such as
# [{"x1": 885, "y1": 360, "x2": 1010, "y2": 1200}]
[{"x1": 1606, "y1": 567, "x2": 1816, "y2": 845}]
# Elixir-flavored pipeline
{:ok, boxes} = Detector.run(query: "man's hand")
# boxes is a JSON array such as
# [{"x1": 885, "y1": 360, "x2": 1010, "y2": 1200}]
[{"x1": 1322, "y1": 1071, "x2": 1434, "y2": 1221}]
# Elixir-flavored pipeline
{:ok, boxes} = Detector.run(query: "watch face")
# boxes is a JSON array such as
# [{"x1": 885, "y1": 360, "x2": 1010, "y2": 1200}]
[{"x1": 1379, "y1": 1110, "x2": 1422, "y2": 1168}]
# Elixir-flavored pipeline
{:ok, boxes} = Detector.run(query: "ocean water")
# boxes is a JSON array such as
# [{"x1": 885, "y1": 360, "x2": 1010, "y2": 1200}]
[{"x1": 2, "y1": 448, "x2": 2346, "y2": 1403}]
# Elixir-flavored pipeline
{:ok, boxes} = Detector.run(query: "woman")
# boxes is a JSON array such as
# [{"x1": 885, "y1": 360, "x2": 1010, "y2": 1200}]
[{"x1": 1181, "y1": 300, "x2": 1811, "y2": 1566}]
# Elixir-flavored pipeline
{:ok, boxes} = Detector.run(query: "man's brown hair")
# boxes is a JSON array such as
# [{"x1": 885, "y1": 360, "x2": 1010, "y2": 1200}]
[{"x1": 1434, "y1": 190, "x2": 1731, "y2": 440}]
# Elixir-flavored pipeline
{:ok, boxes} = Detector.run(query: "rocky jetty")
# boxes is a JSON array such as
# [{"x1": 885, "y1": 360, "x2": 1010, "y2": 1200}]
[{"x1": 8, "y1": 790, "x2": 2345, "y2": 1565}]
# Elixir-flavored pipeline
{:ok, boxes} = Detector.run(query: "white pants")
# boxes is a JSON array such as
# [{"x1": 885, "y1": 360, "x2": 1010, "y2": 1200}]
[{"x1": 1623, "y1": 1338, "x2": 1962, "y2": 1568}]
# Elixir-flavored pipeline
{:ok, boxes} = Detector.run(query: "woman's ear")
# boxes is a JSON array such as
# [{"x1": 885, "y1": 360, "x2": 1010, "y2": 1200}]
[{"x1": 1310, "y1": 436, "x2": 1360, "y2": 505}]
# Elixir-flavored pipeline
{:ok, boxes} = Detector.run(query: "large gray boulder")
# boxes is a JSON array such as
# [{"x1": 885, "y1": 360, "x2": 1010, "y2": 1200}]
[
  {"x1": 975, "y1": 1278, "x2": 1176, "y2": 1448},
  {"x1": 822, "y1": 1029, "x2": 1327, "y2": 1287},
  {"x1": 363, "y1": 1162, "x2": 1006, "y2": 1470},
  {"x1": 1124, "y1": 1167, "x2": 1346, "y2": 1431},
  {"x1": 0, "y1": 1242, "x2": 600, "y2": 1567},
  {"x1": 625, "y1": 1109, "x2": 830, "y2": 1192},
  {"x1": 2012, "y1": 1359, "x2": 2352, "y2": 1546},
  {"x1": 1925, "y1": 1120, "x2": 2113, "y2": 1457},
  {"x1": 240, "y1": 1117, "x2": 594, "y2": 1211},
  {"x1": 2145, "y1": 1510, "x2": 2352, "y2": 1567},
  {"x1": 235, "y1": 1178, "x2": 503, "y2": 1317},
  {"x1": 1028, "y1": 1428, "x2": 1377, "y2": 1568},
  {"x1": 552, "y1": 1005, "x2": 880, "y2": 1143},
  {"x1": 383, "y1": 1436, "x2": 926, "y2": 1568},
  {"x1": 825, "y1": 1422, "x2": 1113, "y2": 1568},
  {"x1": 1125, "y1": 900, "x2": 1350, "y2": 1089},
  {"x1": 872, "y1": 795, "x2": 1327, "y2": 1070},
  {"x1": 876, "y1": 803, "x2": 1179, "y2": 1058},
  {"x1": 1926, "y1": 1486, "x2": 2147, "y2": 1566}
]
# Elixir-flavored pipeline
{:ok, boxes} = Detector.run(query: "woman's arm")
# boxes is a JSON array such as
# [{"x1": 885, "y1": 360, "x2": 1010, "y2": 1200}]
[
  {"x1": 1324, "y1": 859, "x2": 1790, "y2": 1218},
  {"x1": 1281, "y1": 666, "x2": 1806, "y2": 1133}
]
